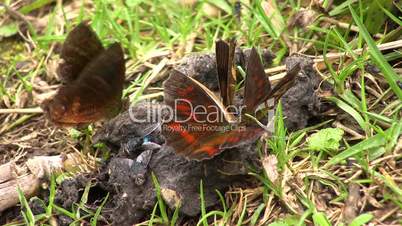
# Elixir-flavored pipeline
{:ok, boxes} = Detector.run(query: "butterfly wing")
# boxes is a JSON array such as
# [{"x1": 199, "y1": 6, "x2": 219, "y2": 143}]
[
  {"x1": 57, "y1": 22, "x2": 104, "y2": 83},
  {"x1": 163, "y1": 70, "x2": 234, "y2": 123},
  {"x1": 215, "y1": 40, "x2": 236, "y2": 106},
  {"x1": 174, "y1": 124, "x2": 264, "y2": 160},
  {"x1": 268, "y1": 62, "x2": 301, "y2": 100},
  {"x1": 243, "y1": 48, "x2": 272, "y2": 114},
  {"x1": 163, "y1": 70, "x2": 245, "y2": 160},
  {"x1": 43, "y1": 43, "x2": 125, "y2": 126}
]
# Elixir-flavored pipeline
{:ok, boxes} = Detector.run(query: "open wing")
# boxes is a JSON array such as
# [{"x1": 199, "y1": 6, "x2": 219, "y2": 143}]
[
  {"x1": 163, "y1": 70, "x2": 261, "y2": 160},
  {"x1": 57, "y1": 22, "x2": 104, "y2": 83}
]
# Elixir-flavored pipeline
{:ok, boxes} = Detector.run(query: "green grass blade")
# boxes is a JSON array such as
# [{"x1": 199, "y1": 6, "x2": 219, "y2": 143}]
[
  {"x1": 376, "y1": 0, "x2": 402, "y2": 26},
  {"x1": 148, "y1": 203, "x2": 159, "y2": 226},
  {"x1": 17, "y1": 187, "x2": 35, "y2": 226},
  {"x1": 312, "y1": 211, "x2": 331, "y2": 226},
  {"x1": 364, "y1": 0, "x2": 393, "y2": 34},
  {"x1": 197, "y1": 211, "x2": 226, "y2": 226},
  {"x1": 199, "y1": 180, "x2": 208, "y2": 226},
  {"x1": 349, "y1": 5, "x2": 402, "y2": 100},
  {"x1": 45, "y1": 174, "x2": 56, "y2": 216},
  {"x1": 19, "y1": 0, "x2": 55, "y2": 14},
  {"x1": 151, "y1": 172, "x2": 169, "y2": 224},
  {"x1": 325, "y1": 121, "x2": 401, "y2": 167},
  {"x1": 250, "y1": 203, "x2": 265, "y2": 226},
  {"x1": 327, "y1": 96, "x2": 367, "y2": 131},
  {"x1": 236, "y1": 197, "x2": 247, "y2": 226},
  {"x1": 349, "y1": 213, "x2": 373, "y2": 226},
  {"x1": 329, "y1": 0, "x2": 357, "y2": 16},
  {"x1": 90, "y1": 193, "x2": 109, "y2": 226},
  {"x1": 170, "y1": 204, "x2": 180, "y2": 226}
]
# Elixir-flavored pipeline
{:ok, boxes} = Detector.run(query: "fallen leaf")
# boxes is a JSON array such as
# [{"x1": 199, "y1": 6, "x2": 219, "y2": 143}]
[
  {"x1": 307, "y1": 128, "x2": 344, "y2": 152},
  {"x1": 262, "y1": 154, "x2": 279, "y2": 183}
]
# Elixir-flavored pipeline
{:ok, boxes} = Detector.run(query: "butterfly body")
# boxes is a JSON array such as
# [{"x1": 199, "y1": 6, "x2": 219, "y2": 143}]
[{"x1": 42, "y1": 22, "x2": 125, "y2": 126}]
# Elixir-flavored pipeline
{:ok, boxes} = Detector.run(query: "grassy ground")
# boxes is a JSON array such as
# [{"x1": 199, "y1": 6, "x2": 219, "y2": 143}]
[{"x1": 0, "y1": 0, "x2": 401, "y2": 225}]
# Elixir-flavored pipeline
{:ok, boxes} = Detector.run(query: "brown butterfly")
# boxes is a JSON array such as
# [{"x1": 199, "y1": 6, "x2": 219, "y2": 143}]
[
  {"x1": 42, "y1": 22, "x2": 125, "y2": 126},
  {"x1": 162, "y1": 40, "x2": 300, "y2": 160}
]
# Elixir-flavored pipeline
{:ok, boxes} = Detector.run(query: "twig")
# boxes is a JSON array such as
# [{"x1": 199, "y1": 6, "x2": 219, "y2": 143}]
[
  {"x1": 137, "y1": 92, "x2": 164, "y2": 101},
  {"x1": 322, "y1": 17, "x2": 383, "y2": 39},
  {"x1": 0, "y1": 174, "x2": 40, "y2": 212},
  {"x1": 0, "y1": 153, "x2": 89, "y2": 212},
  {"x1": 0, "y1": 114, "x2": 37, "y2": 135},
  {"x1": 333, "y1": 121, "x2": 364, "y2": 140},
  {"x1": 0, "y1": 107, "x2": 43, "y2": 114},
  {"x1": 266, "y1": 65, "x2": 286, "y2": 74},
  {"x1": 0, "y1": 3, "x2": 31, "y2": 25}
]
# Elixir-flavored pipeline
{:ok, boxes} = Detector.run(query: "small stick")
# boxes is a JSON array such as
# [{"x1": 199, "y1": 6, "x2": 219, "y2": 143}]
[
  {"x1": 333, "y1": 121, "x2": 364, "y2": 140},
  {"x1": 322, "y1": 17, "x2": 383, "y2": 39},
  {"x1": 0, "y1": 3, "x2": 31, "y2": 25},
  {"x1": 137, "y1": 92, "x2": 164, "y2": 100},
  {"x1": 0, "y1": 114, "x2": 37, "y2": 135},
  {"x1": 0, "y1": 107, "x2": 43, "y2": 114},
  {"x1": 0, "y1": 174, "x2": 40, "y2": 212},
  {"x1": 0, "y1": 153, "x2": 88, "y2": 212},
  {"x1": 266, "y1": 65, "x2": 286, "y2": 74}
]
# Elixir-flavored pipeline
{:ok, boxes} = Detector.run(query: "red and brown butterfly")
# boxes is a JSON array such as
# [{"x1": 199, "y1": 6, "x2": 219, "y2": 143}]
[
  {"x1": 162, "y1": 40, "x2": 300, "y2": 160},
  {"x1": 41, "y1": 22, "x2": 125, "y2": 126}
]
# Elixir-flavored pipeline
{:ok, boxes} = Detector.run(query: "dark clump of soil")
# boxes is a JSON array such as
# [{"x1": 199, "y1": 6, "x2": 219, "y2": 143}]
[
  {"x1": 52, "y1": 53, "x2": 324, "y2": 225},
  {"x1": 282, "y1": 55, "x2": 323, "y2": 130}
]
